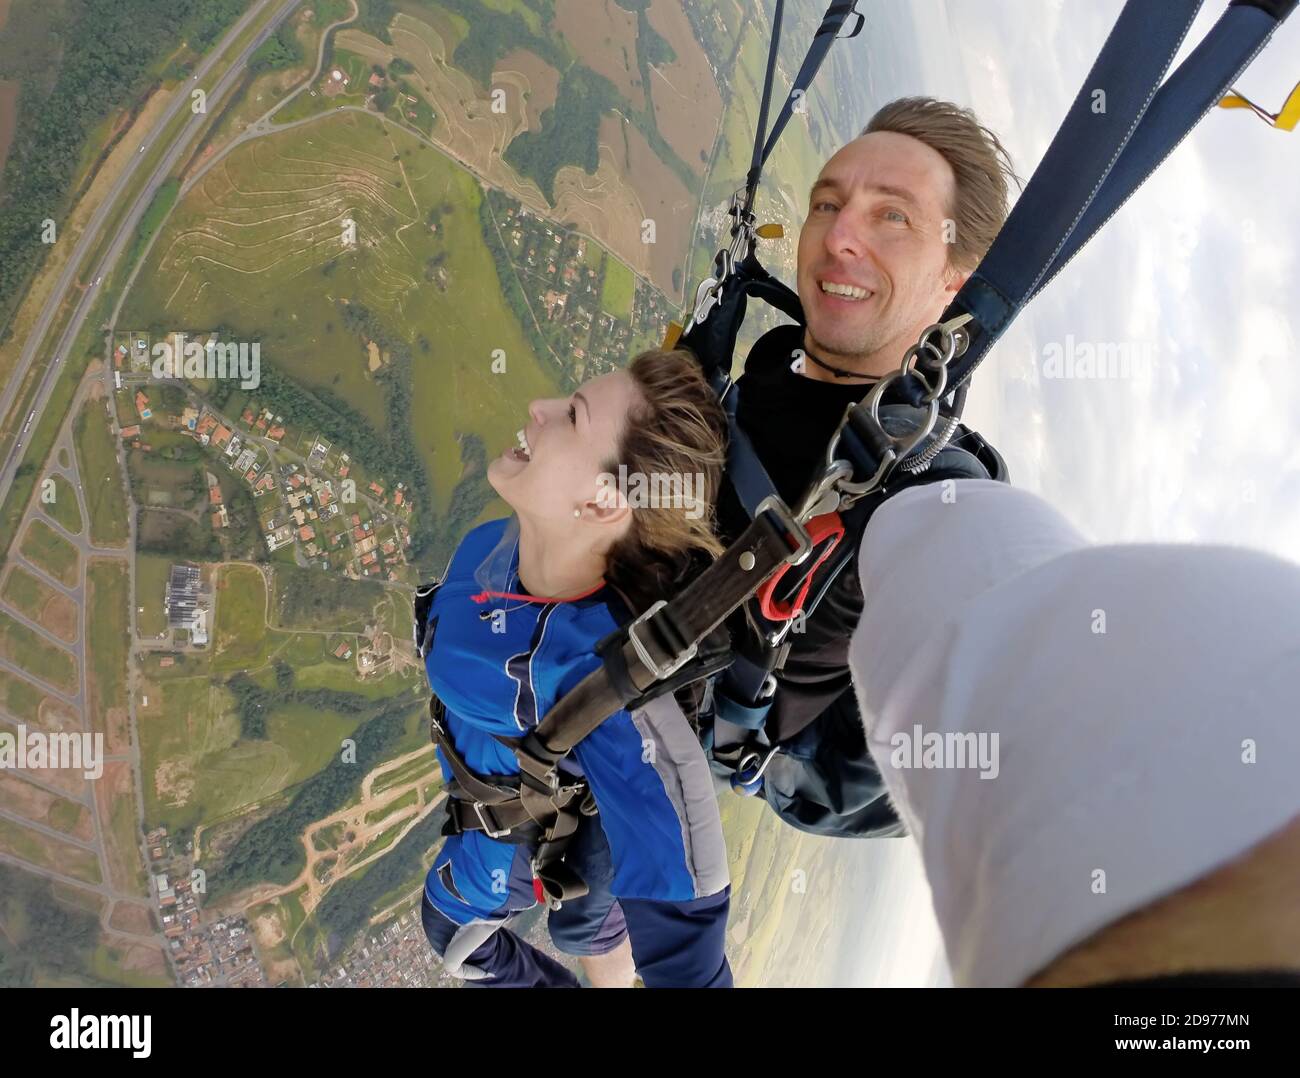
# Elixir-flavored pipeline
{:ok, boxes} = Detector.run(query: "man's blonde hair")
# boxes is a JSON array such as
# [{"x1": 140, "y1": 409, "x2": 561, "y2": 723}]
[{"x1": 864, "y1": 96, "x2": 1019, "y2": 272}]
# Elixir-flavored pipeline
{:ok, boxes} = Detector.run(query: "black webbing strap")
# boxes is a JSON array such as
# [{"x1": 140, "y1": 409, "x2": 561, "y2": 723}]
[
  {"x1": 429, "y1": 695, "x2": 586, "y2": 893},
  {"x1": 442, "y1": 795, "x2": 538, "y2": 844},
  {"x1": 748, "y1": 2, "x2": 865, "y2": 205},
  {"x1": 941, "y1": 0, "x2": 1296, "y2": 401},
  {"x1": 525, "y1": 509, "x2": 805, "y2": 760},
  {"x1": 428, "y1": 697, "x2": 517, "y2": 808}
]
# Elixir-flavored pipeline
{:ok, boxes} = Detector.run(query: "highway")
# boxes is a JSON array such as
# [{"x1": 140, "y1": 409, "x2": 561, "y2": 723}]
[{"x1": 0, "y1": 0, "x2": 303, "y2": 510}]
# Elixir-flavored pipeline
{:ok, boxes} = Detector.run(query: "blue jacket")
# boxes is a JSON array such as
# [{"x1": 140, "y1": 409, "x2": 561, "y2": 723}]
[{"x1": 422, "y1": 518, "x2": 732, "y2": 987}]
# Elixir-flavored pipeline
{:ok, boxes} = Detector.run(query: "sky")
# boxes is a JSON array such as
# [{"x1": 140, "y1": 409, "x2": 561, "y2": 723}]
[{"x1": 801, "y1": 0, "x2": 1300, "y2": 987}]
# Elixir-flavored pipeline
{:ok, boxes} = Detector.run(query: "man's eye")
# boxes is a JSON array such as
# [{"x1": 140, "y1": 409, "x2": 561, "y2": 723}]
[
  {"x1": 568, "y1": 404, "x2": 576, "y2": 425},
  {"x1": 813, "y1": 201, "x2": 838, "y2": 213},
  {"x1": 884, "y1": 209, "x2": 908, "y2": 223}
]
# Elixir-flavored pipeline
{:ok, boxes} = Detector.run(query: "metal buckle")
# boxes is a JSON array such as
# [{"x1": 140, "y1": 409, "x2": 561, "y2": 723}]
[
  {"x1": 755, "y1": 495, "x2": 812, "y2": 565},
  {"x1": 735, "y1": 744, "x2": 779, "y2": 784},
  {"x1": 797, "y1": 459, "x2": 851, "y2": 523},
  {"x1": 627, "y1": 600, "x2": 699, "y2": 681},
  {"x1": 690, "y1": 275, "x2": 721, "y2": 326},
  {"x1": 472, "y1": 802, "x2": 511, "y2": 840}
]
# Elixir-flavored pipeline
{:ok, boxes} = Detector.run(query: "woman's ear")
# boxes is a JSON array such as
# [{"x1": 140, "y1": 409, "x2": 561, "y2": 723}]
[
  {"x1": 588, "y1": 470, "x2": 627, "y2": 516},
  {"x1": 583, "y1": 495, "x2": 631, "y2": 528}
]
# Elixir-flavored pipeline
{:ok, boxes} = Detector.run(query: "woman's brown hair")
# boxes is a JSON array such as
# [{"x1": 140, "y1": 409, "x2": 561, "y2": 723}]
[{"x1": 601, "y1": 348, "x2": 728, "y2": 615}]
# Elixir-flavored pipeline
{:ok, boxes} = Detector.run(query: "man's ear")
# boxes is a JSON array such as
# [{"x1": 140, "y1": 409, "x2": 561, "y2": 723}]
[{"x1": 943, "y1": 265, "x2": 971, "y2": 296}]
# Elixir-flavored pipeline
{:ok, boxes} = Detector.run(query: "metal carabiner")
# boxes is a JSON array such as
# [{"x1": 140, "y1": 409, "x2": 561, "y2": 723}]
[{"x1": 690, "y1": 275, "x2": 721, "y2": 328}]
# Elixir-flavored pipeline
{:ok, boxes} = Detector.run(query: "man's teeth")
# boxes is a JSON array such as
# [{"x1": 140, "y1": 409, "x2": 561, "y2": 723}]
[
  {"x1": 515, "y1": 429, "x2": 531, "y2": 459},
  {"x1": 820, "y1": 281, "x2": 870, "y2": 300}
]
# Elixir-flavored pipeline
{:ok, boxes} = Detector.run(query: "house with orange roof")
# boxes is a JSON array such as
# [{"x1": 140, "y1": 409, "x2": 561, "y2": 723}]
[{"x1": 211, "y1": 424, "x2": 232, "y2": 448}]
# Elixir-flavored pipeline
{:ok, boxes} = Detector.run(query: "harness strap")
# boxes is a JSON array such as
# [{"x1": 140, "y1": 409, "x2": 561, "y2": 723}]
[
  {"x1": 524, "y1": 509, "x2": 805, "y2": 762},
  {"x1": 429, "y1": 695, "x2": 590, "y2": 905},
  {"x1": 755, "y1": 512, "x2": 845, "y2": 622},
  {"x1": 428, "y1": 697, "x2": 518, "y2": 807},
  {"x1": 943, "y1": 0, "x2": 1296, "y2": 401}
]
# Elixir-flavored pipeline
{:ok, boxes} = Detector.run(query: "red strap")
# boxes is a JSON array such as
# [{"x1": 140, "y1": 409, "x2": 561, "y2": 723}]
[
  {"x1": 533, "y1": 877, "x2": 546, "y2": 904},
  {"x1": 471, "y1": 581, "x2": 605, "y2": 605},
  {"x1": 756, "y1": 512, "x2": 845, "y2": 622}
]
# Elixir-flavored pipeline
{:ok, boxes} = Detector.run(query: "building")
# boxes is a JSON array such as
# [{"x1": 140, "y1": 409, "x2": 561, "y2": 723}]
[{"x1": 164, "y1": 564, "x2": 209, "y2": 646}]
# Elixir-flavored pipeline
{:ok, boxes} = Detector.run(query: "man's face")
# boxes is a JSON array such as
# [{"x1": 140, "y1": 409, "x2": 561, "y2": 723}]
[{"x1": 797, "y1": 131, "x2": 966, "y2": 366}]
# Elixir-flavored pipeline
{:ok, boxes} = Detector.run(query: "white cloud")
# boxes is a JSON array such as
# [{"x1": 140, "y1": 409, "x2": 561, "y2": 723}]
[{"x1": 833, "y1": 0, "x2": 1300, "y2": 988}]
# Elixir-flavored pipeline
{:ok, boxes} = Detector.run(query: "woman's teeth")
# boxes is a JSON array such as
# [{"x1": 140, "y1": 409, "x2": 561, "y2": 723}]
[{"x1": 820, "y1": 281, "x2": 870, "y2": 300}]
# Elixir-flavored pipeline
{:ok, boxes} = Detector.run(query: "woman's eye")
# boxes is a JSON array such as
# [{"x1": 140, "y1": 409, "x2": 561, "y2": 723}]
[{"x1": 568, "y1": 404, "x2": 576, "y2": 425}]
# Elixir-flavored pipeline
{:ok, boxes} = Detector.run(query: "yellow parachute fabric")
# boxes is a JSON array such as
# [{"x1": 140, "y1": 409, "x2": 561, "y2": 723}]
[{"x1": 1218, "y1": 80, "x2": 1300, "y2": 131}]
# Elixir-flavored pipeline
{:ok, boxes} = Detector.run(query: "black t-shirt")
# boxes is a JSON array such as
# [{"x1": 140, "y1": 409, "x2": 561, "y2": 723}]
[{"x1": 717, "y1": 323, "x2": 885, "y2": 741}]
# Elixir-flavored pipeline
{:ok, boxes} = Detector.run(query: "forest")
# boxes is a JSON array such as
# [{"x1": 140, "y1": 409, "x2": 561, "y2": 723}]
[{"x1": 0, "y1": 0, "x2": 249, "y2": 337}]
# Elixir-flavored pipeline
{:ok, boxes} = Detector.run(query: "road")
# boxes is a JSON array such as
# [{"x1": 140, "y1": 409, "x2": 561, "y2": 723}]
[{"x1": 0, "y1": 0, "x2": 303, "y2": 511}]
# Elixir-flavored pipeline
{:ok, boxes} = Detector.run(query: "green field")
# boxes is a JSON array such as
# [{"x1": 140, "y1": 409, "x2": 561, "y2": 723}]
[
  {"x1": 0, "y1": 816, "x2": 100, "y2": 885},
  {"x1": 119, "y1": 110, "x2": 558, "y2": 534},
  {"x1": 135, "y1": 553, "x2": 174, "y2": 638},
  {"x1": 46, "y1": 797, "x2": 87, "y2": 835},
  {"x1": 0, "y1": 863, "x2": 172, "y2": 988},
  {"x1": 372, "y1": 746, "x2": 438, "y2": 796},
  {"x1": 271, "y1": 565, "x2": 386, "y2": 631},
  {"x1": 86, "y1": 561, "x2": 129, "y2": 738},
  {"x1": 0, "y1": 611, "x2": 77, "y2": 694},
  {"x1": 125, "y1": 178, "x2": 181, "y2": 274},
  {"x1": 40, "y1": 474, "x2": 83, "y2": 535},
  {"x1": 211, "y1": 565, "x2": 270, "y2": 675},
  {"x1": 1, "y1": 566, "x2": 58, "y2": 624},
  {"x1": 600, "y1": 256, "x2": 636, "y2": 320},
  {"x1": 19, "y1": 518, "x2": 79, "y2": 588},
  {"x1": 139, "y1": 673, "x2": 372, "y2": 836},
  {"x1": 108, "y1": 788, "x2": 147, "y2": 896},
  {"x1": 364, "y1": 787, "x2": 418, "y2": 825},
  {"x1": 140, "y1": 561, "x2": 411, "y2": 835},
  {"x1": 73, "y1": 399, "x2": 130, "y2": 547},
  {"x1": 0, "y1": 668, "x2": 48, "y2": 725}
]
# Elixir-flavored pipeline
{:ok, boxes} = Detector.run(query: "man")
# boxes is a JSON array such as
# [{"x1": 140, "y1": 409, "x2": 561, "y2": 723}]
[
  {"x1": 712, "y1": 97, "x2": 1019, "y2": 836},
  {"x1": 849, "y1": 480, "x2": 1300, "y2": 986}
]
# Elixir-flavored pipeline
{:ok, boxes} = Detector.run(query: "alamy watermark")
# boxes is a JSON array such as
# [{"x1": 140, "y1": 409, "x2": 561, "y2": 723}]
[
  {"x1": 1039, "y1": 335, "x2": 1158, "y2": 381},
  {"x1": 0, "y1": 724, "x2": 103, "y2": 780},
  {"x1": 596, "y1": 465, "x2": 706, "y2": 520},
  {"x1": 889, "y1": 723, "x2": 1000, "y2": 780},
  {"x1": 151, "y1": 332, "x2": 261, "y2": 389}
]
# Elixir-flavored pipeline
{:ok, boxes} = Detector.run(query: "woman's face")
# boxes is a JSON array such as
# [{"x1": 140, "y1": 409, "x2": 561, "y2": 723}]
[{"x1": 488, "y1": 370, "x2": 639, "y2": 528}]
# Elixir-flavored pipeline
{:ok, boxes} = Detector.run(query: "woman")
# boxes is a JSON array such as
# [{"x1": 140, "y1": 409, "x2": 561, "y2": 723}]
[{"x1": 416, "y1": 349, "x2": 732, "y2": 988}]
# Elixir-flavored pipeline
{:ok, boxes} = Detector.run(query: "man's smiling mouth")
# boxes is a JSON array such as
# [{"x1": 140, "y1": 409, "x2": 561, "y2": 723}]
[{"x1": 819, "y1": 280, "x2": 873, "y2": 301}]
